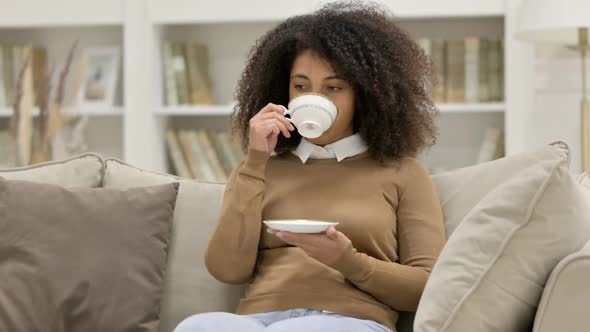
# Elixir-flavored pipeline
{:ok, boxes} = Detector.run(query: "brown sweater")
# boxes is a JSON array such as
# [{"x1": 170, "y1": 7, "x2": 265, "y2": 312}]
[{"x1": 205, "y1": 148, "x2": 446, "y2": 331}]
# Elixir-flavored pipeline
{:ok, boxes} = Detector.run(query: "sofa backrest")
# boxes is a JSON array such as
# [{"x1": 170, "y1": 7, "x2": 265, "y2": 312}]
[
  {"x1": 0, "y1": 153, "x2": 104, "y2": 187},
  {"x1": 102, "y1": 158, "x2": 245, "y2": 332}
]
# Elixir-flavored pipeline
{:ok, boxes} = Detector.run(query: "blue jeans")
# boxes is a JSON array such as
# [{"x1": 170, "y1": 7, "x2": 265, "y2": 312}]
[{"x1": 173, "y1": 308, "x2": 393, "y2": 332}]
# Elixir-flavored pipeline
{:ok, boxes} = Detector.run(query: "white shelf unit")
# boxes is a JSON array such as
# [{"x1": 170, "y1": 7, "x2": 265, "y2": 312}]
[
  {"x1": 2, "y1": 0, "x2": 537, "y2": 174},
  {"x1": 145, "y1": 9, "x2": 507, "y2": 173}
]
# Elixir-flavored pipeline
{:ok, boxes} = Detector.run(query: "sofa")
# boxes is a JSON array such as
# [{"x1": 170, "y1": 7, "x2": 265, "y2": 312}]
[{"x1": 1, "y1": 143, "x2": 589, "y2": 332}]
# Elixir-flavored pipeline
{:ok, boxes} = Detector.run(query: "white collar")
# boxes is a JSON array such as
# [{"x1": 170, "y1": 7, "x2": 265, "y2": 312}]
[{"x1": 291, "y1": 133, "x2": 368, "y2": 163}]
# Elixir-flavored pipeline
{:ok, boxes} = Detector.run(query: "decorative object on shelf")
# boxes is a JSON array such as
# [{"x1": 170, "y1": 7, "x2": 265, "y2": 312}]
[
  {"x1": 516, "y1": 0, "x2": 590, "y2": 174},
  {"x1": 162, "y1": 41, "x2": 213, "y2": 106},
  {"x1": 76, "y1": 46, "x2": 119, "y2": 109},
  {"x1": 11, "y1": 41, "x2": 79, "y2": 166}
]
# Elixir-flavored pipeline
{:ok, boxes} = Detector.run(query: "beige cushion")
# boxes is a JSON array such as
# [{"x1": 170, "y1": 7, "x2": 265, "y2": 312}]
[
  {"x1": 0, "y1": 177, "x2": 179, "y2": 332},
  {"x1": 0, "y1": 152, "x2": 104, "y2": 187},
  {"x1": 532, "y1": 240, "x2": 590, "y2": 332},
  {"x1": 580, "y1": 173, "x2": 590, "y2": 189},
  {"x1": 102, "y1": 158, "x2": 245, "y2": 332},
  {"x1": 432, "y1": 142, "x2": 568, "y2": 238},
  {"x1": 415, "y1": 152, "x2": 590, "y2": 332}
]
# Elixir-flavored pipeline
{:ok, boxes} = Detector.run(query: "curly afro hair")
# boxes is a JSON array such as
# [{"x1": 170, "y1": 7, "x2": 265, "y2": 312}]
[{"x1": 232, "y1": 0, "x2": 438, "y2": 162}]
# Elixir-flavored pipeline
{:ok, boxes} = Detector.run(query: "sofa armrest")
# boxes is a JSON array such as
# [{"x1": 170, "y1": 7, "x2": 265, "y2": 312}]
[{"x1": 533, "y1": 240, "x2": 590, "y2": 332}]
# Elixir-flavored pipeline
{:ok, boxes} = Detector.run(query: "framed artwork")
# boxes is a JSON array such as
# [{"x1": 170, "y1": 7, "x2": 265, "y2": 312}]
[{"x1": 77, "y1": 47, "x2": 119, "y2": 108}]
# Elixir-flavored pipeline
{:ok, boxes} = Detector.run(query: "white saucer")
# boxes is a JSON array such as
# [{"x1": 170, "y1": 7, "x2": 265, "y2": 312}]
[{"x1": 263, "y1": 219, "x2": 339, "y2": 234}]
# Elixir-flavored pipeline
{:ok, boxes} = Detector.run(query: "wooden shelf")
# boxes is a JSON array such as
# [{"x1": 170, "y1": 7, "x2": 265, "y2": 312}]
[{"x1": 0, "y1": 106, "x2": 124, "y2": 118}]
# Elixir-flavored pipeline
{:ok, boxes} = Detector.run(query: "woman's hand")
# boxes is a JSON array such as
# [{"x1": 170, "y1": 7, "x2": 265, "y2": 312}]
[
  {"x1": 248, "y1": 103, "x2": 295, "y2": 153},
  {"x1": 267, "y1": 226, "x2": 352, "y2": 267}
]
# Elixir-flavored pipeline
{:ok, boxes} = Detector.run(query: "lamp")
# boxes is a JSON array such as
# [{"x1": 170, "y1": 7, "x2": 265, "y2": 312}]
[{"x1": 516, "y1": 0, "x2": 590, "y2": 174}]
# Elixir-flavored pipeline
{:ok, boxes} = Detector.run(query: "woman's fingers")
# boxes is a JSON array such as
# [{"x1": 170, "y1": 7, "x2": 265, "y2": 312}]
[
  {"x1": 264, "y1": 119, "x2": 291, "y2": 138},
  {"x1": 260, "y1": 111, "x2": 295, "y2": 131},
  {"x1": 258, "y1": 103, "x2": 287, "y2": 117}
]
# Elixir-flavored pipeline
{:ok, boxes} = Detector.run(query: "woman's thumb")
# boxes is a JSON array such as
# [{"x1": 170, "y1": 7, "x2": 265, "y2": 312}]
[{"x1": 326, "y1": 226, "x2": 338, "y2": 239}]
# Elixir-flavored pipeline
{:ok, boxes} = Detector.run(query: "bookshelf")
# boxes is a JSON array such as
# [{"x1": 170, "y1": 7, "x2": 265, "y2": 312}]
[
  {"x1": 0, "y1": 0, "x2": 536, "y2": 176},
  {"x1": 0, "y1": 13, "x2": 125, "y2": 161}
]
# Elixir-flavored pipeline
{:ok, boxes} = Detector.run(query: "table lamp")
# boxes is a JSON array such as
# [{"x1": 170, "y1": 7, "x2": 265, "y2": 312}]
[{"x1": 516, "y1": 0, "x2": 590, "y2": 174}]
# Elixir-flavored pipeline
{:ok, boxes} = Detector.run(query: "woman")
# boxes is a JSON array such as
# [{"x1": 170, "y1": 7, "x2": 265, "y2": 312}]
[{"x1": 174, "y1": 1, "x2": 445, "y2": 331}]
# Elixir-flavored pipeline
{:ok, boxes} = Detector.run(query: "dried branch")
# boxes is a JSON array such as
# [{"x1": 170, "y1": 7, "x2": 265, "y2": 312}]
[
  {"x1": 37, "y1": 64, "x2": 54, "y2": 144},
  {"x1": 10, "y1": 51, "x2": 32, "y2": 140},
  {"x1": 56, "y1": 39, "x2": 78, "y2": 106}
]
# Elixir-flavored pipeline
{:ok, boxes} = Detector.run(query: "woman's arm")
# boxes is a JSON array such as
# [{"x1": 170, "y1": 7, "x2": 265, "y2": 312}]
[
  {"x1": 328, "y1": 159, "x2": 446, "y2": 311},
  {"x1": 204, "y1": 149, "x2": 269, "y2": 284}
]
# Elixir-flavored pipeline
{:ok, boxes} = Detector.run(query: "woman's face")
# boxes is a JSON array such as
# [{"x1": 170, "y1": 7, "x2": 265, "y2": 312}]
[{"x1": 289, "y1": 49, "x2": 355, "y2": 146}]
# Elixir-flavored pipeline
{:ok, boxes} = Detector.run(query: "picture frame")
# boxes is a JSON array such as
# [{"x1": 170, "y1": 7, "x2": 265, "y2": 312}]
[{"x1": 77, "y1": 47, "x2": 119, "y2": 108}]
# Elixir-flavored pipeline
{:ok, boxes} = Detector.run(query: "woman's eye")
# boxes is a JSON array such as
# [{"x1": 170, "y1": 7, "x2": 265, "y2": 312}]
[
  {"x1": 327, "y1": 86, "x2": 342, "y2": 92},
  {"x1": 294, "y1": 84, "x2": 306, "y2": 90}
]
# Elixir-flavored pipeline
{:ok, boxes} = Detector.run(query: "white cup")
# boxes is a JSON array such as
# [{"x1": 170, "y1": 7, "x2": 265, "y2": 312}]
[{"x1": 279, "y1": 94, "x2": 338, "y2": 138}]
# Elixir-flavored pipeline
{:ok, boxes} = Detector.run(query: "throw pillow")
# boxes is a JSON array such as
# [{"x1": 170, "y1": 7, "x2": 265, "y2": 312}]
[
  {"x1": 0, "y1": 152, "x2": 104, "y2": 187},
  {"x1": 0, "y1": 177, "x2": 179, "y2": 332},
  {"x1": 415, "y1": 153, "x2": 590, "y2": 332},
  {"x1": 432, "y1": 142, "x2": 568, "y2": 238}
]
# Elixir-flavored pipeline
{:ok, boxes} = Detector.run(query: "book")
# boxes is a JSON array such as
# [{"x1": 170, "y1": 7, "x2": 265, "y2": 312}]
[
  {"x1": 478, "y1": 38, "x2": 490, "y2": 102},
  {"x1": 488, "y1": 39, "x2": 502, "y2": 102},
  {"x1": 464, "y1": 37, "x2": 479, "y2": 103},
  {"x1": 177, "y1": 129, "x2": 203, "y2": 180},
  {"x1": 162, "y1": 42, "x2": 178, "y2": 106},
  {"x1": 165, "y1": 129, "x2": 192, "y2": 178},
  {"x1": 185, "y1": 43, "x2": 213, "y2": 105},
  {"x1": 195, "y1": 130, "x2": 226, "y2": 182},
  {"x1": 445, "y1": 39, "x2": 466, "y2": 103},
  {"x1": 217, "y1": 131, "x2": 241, "y2": 170},
  {"x1": 189, "y1": 130, "x2": 218, "y2": 181},
  {"x1": 207, "y1": 130, "x2": 235, "y2": 177},
  {"x1": 170, "y1": 42, "x2": 191, "y2": 105},
  {"x1": 431, "y1": 39, "x2": 446, "y2": 103}
]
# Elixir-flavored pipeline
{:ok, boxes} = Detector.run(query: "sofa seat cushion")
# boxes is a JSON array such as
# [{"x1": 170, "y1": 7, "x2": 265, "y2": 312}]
[{"x1": 0, "y1": 153, "x2": 104, "y2": 187}]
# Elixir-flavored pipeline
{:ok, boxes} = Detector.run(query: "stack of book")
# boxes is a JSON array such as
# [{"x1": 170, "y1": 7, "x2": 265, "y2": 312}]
[
  {"x1": 0, "y1": 45, "x2": 48, "y2": 108},
  {"x1": 161, "y1": 42, "x2": 214, "y2": 106},
  {"x1": 417, "y1": 37, "x2": 504, "y2": 104},
  {"x1": 165, "y1": 129, "x2": 245, "y2": 182}
]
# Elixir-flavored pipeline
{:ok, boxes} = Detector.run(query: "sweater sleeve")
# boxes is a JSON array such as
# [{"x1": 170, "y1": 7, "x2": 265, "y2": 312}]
[
  {"x1": 204, "y1": 148, "x2": 270, "y2": 285},
  {"x1": 327, "y1": 158, "x2": 446, "y2": 312}
]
